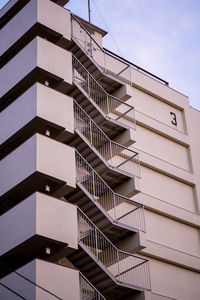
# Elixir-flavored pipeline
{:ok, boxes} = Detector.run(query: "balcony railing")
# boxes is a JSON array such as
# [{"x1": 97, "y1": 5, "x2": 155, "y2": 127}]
[
  {"x1": 76, "y1": 150, "x2": 145, "y2": 232},
  {"x1": 74, "y1": 100, "x2": 140, "y2": 178},
  {"x1": 72, "y1": 55, "x2": 136, "y2": 129},
  {"x1": 71, "y1": 14, "x2": 169, "y2": 87},
  {"x1": 80, "y1": 273, "x2": 106, "y2": 300},
  {"x1": 78, "y1": 208, "x2": 151, "y2": 291}
]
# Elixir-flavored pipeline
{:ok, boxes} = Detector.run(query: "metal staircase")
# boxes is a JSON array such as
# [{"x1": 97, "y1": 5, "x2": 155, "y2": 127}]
[
  {"x1": 67, "y1": 208, "x2": 151, "y2": 300},
  {"x1": 71, "y1": 14, "x2": 132, "y2": 87},
  {"x1": 71, "y1": 14, "x2": 169, "y2": 88},
  {"x1": 73, "y1": 100, "x2": 140, "y2": 178},
  {"x1": 65, "y1": 150, "x2": 145, "y2": 241},
  {"x1": 80, "y1": 273, "x2": 106, "y2": 300},
  {"x1": 72, "y1": 55, "x2": 136, "y2": 130},
  {"x1": 67, "y1": 13, "x2": 152, "y2": 300}
]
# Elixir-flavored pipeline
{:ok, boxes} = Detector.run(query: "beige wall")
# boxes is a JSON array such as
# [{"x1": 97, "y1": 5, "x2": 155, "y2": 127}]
[
  {"x1": 36, "y1": 260, "x2": 80, "y2": 300},
  {"x1": 0, "y1": 134, "x2": 76, "y2": 198},
  {"x1": 0, "y1": 36, "x2": 72, "y2": 99},
  {"x1": 145, "y1": 210, "x2": 200, "y2": 257},
  {"x1": 128, "y1": 87, "x2": 186, "y2": 133},
  {"x1": 148, "y1": 257, "x2": 200, "y2": 300},
  {"x1": 0, "y1": 83, "x2": 74, "y2": 145},
  {"x1": 0, "y1": 0, "x2": 71, "y2": 57},
  {"x1": 36, "y1": 83, "x2": 74, "y2": 134},
  {"x1": 0, "y1": 259, "x2": 80, "y2": 300},
  {"x1": 131, "y1": 125, "x2": 190, "y2": 170},
  {"x1": 137, "y1": 165, "x2": 195, "y2": 212},
  {"x1": 188, "y1": 107, "x2": 200, "y2": 212},
  {"x1": 0, "y1": 192, "x2": 78, "y2": 256}
]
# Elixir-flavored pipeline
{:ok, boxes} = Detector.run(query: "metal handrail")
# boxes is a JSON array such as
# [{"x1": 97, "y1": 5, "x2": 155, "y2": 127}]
[
  {"x1": 74, "y1": 100, "x2": 140, "y2": 178},
  {"x1": 71, "y1": 14, "x2": 168, "y2": 86},
  {"x1": 76, "y1": 150, "x2": 145, "y2": 232},
  {"x1": 103, "y1": 48, "x2": 169, "y2": 86},
  {"x1": 71, "y1": 14, "x2": 131, "y2": 84},
  {"x1": 80, "y1": 272, "x2": 106, "y2": 300},
  {"x1": 78, "y1": 207, "x2": 151, "y2": 291},
  {"x1": 72, "y1": 55, "x2": 136, "y2": 129}
]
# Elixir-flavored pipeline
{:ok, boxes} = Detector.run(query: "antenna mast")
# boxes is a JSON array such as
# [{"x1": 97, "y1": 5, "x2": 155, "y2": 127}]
[{"x1": 88, "y1": 0, "x2": 93, "y2": 57}]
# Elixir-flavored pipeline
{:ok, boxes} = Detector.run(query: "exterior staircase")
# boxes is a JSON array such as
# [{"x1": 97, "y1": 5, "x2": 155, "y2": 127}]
[
  {"x1": 72, "y1": 55, "x2": 136, "y2": 131},
  {"x1": 67, "y1": 208, "x2": 151, "y2": 300},
  {"x1": 65, "y1": 150, "x2": 145, "y2": 242}
]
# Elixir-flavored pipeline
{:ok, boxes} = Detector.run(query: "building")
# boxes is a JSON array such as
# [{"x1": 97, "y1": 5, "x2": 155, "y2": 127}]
[{"x1": 0, "y1": 0, "x2": 199, "y2": 299}]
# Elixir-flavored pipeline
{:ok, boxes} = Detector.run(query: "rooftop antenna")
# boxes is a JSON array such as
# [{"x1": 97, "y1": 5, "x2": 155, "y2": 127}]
[{"x1": 88, "y1": 0, "x2": 93, "y2": 57}]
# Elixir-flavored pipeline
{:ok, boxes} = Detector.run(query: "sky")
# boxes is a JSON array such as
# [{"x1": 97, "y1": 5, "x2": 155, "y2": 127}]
[{"x1": 1, "y1": 0, "x2": 200, "y2": 110}]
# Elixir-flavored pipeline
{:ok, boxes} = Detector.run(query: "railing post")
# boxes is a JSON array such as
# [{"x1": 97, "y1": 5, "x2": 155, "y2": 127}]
[
  {"x1": 109, "y1": 141, "x2": 113, "y2": 166},
  {"x1": 113, "y1": 194, "x2": 117, "y2": 222},
  {"x1": 117, "y1": 251, "x2": 121, "y2": 282},
  {"x1": 71, "y1": 16, "x2": 73, "y2": 38},
  {"x1": 92, "y1": 171, "x2": 96, "y2": 198},
  {"x1": 106, "y1": 94, "x2": 109, "y2": 115},
  {"x1": 104, "y1": 50, "x2": 106, "y2": 73},
  {"x1": 87, "y1": 72, "x2": 90, "y2": 98},
  {"x1": 77, "y1": 210, "x2": 80, "y2": 243},
  {"x1": 79, "y1": 274, "x2": 82, "y2": 300},
  {"x1": 129, "y1": 65, "x2": 132, "y2": 86},
  {"x1": 72, "y1": 57, "x2": 75, "y2": 82},
  {"x1": 89, "y1": 119, "x2": 92, "y2": 145},
  {"x1": 95, "y1": 227, "x2": 98, "y2": 260}
]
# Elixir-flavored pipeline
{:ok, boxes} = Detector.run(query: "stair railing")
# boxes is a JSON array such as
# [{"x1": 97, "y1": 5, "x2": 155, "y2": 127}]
[
  {"x1": 71, "y1": 14, "x2": 132, "y2": 85},
  {"x1": 72, "y1": 55, "x2": 136, "y2": 129},
  {"x1": 74, "y1": 100, "x2": 140, "y2": 178},
  {"x1": 78, "y1": 208, "x2": 151, "y2": 291},
  {"x1": 80, "y1": 272, "x2": 106, "y2": 300},
  {"x1": 76, "y1": 150, "x2": 145, "y2": 232},
  {"x1": 71, "y1": 14, "x2": 169, "y2": 86}
]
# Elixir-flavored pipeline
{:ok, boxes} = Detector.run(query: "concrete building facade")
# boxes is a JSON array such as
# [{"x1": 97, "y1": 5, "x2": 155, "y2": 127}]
[{"x1": 0, "y1": 0, "x2": 200, "y2": 299}]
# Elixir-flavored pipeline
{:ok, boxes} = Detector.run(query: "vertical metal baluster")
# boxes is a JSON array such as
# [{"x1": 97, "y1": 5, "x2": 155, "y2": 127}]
[
  {"x1": 95, "y1": 227, "x2": 98, "y2": 260},
  {"x1": 113, "y1": 193, "x2": 117, "y2": 222},
  {"x1": 117, "y1": 251, "x2": 121, "y2": 282},
  {"x1": 104, "y1": 50, "x2": 106, "y2": 73},
  {"x1": 87, "y1": 72, "x2": 90, "y2": 98},
  {"x1": 92, "y1": 171, "x2": 96, "y2": 198},
  {"x1": 106, "y1": 94, "x2": 109, "y2": 115},
  {"x1": 89, "y1": 119, "x2": 92, "y2": 145},
  {"x1": 77, "y1": 210, "x2": 80, "y2": 243},
  {"x1": 109, "y1": 141, "x2": 113, "y2": 166},
  {"x1": 79, "y1": 273, "x2": 82, "y2": 300}
]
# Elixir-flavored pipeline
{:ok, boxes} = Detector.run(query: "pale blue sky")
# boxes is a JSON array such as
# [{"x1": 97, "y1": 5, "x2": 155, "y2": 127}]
[{"x1": 1, "y1": 0, "x2": 199, "y2": 110}]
